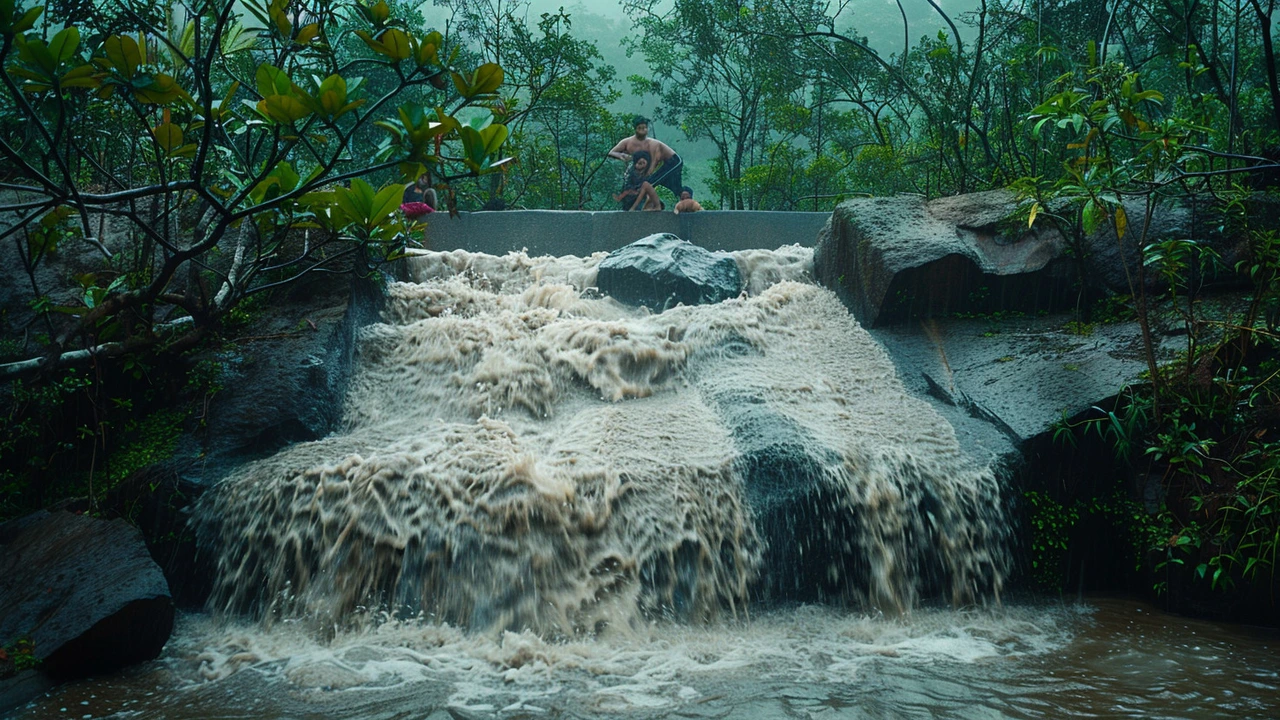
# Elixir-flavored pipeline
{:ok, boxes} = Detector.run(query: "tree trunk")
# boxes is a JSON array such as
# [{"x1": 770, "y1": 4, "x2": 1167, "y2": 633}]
[{"x1": 1250, "y1": 0, "x2": 1280, "y2": 132}]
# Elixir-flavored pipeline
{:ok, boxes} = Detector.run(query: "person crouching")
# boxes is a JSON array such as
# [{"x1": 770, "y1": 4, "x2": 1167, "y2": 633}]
[{"x1": 674, "y1": 186, "x2": 703, "y2": 214}]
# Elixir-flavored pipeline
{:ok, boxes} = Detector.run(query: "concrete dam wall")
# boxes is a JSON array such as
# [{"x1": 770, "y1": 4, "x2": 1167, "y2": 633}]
[{"x1": 421, "y1": 210, "x2": 831, "y2": 255}]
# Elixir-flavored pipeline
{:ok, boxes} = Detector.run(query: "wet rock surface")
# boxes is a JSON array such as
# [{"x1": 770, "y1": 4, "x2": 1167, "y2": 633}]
[
  {"x1": 869, "y1": 314, "x2": 1166, "y2": 462},
  {"x1": 189, "y1": 276, "x2": 384, "y2": 480},
  {"x1": 133, "y1": 276, "x2": 385, "y2": 609},
  {"x1": 597, "y1": 233, "x2": 744, "y2": 309},
  {"x1": 1080, "y1": 197, "x2": 1259, "y2": 296},
  {"x1": 813, "y1": 190, "x2": 1254, "y2": 327},
  {"x1": 866, "y1": 307, "x2": 1202, "y2": 478},
  {"x1": 814, "y1": 191, "x2": 1075, "y2": 326},
  {"x1": 0, "y1": 511, "x2": 173, "y2": 712},
  {"x1": 710, "y1": 389, "x2": 862, "y2": 603}
]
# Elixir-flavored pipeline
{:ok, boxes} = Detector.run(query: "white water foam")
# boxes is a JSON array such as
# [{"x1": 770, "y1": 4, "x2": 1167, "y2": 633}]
[{"x1": 166, "y1": 603, "x2": 1080, "y2": 715}]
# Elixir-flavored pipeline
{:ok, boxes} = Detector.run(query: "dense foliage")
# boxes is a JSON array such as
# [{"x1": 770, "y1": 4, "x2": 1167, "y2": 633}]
[{"x1": 0, "y1": 0, "x2": 509, "y2": 513}]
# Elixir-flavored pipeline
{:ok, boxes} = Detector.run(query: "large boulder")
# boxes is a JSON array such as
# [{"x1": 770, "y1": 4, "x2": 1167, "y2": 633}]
[
  {"x1": 134, "y1": 276, "x2": 384, "y2": 608},
  {"x1": 813, "y1": 190, "x2": 1262, "y2": 327},
  {"x1": 0, "y1": 511, "x2": 173, "y2": 711},
  {"x1": 597, "y1": 233, "x2": 743, "y2": 309},
  {"x1": 814, "y1": 190, "x2": 1075, "y2": 326}
]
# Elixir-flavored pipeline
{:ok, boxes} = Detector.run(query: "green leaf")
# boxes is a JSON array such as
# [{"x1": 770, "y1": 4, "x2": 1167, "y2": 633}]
[
  {"x1": 103, "y1": 34, "x2": 141, "y2": 79},
  {"x1": 471, "y1": 63, "x2": 503, "y2": 94},
  {"x1": 1, "y1": 2, "x2": 43, "y2": 35},
  {"x1": 369, "y1": 184, "x2": 403, "y2": 227},
  {"x1": 152, "y1": 121, "x2": 183, "y2": 152},
  {"x1": 451, "y1": 71, "x2": 470, "y2": 98},
  {"x1": 1082, "y1": 199, "x2": 1102, "y2": 236},
  {"x1": 377, "y1": 28, "x2": 411, "y2": 60},
  {"x1": 258, "y1": 94, "x2": 311, "y2": 123},
  {"x1": 452, "y1": 63, "x2": 504, "y2": 98},
  {"x1": 249, "y1": 161, "x2": 303, "y2": 204},
  {"x1": 295, "y1": 22, "x2": 320, "y2": 45},
  {"x1": 133, "y1": 73, "x2": 189, "y2": 104},
  {"x1": 416, "y1": 31, "x2": 442, "y2": 65},
  {"x1": 255, "y1": 64, "x2": 293, "y2": 98},
  {"x1": 479, "y1": 123, "x2": 508, "y2": 155},
  {"x1": 220, "y1": 22, "x2": 258, "y2": 55},
  {"x1": 15, "y1": 34, "x2": 56, "y2": 75},
  {"x1": 60, "y1": 64, "x2": 100, "y2": 89},
  {"x1": 313, "y1": 74, "x2": 347, "y2": 112},
  {"x1": 49, "y1": 26, "x2": 80, "y2": 64},
  {"x1": 269, "y1": 0, "x2": 292, "y2": 37}
]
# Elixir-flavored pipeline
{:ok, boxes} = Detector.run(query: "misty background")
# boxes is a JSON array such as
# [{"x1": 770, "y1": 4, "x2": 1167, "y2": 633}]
[{"x1": 464, "y1": 0, "x2": 971, "y2": 199}]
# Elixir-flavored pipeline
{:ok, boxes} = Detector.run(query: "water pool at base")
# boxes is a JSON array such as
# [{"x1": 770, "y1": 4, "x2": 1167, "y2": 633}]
[{"x1": 14, "y1": 596, "x2": 1279, "y2": 719}]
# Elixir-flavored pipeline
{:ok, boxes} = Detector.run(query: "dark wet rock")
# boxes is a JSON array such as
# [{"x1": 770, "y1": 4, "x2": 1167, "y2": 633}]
[
  {"x1": 183, "y1": 276, "x2": 384, "y2": 482},
  {"x1": 711, "y1": 391, "x2": 863, "y2": 602},
  {"x1": 0, "y1": 511, "x2": 173, "y2": 712},
  {"x1": 0, "y1": 669, "x2": 55, "y2": 715},
  {"x1": 869, "y1": 312, "x2": 1178, "y2": 461},
  {"x1": 814, "y1": 191, "x2": 1075, "y2": 326},
  {"x1": 597, "y1": 233, "x2": 743, "y2": 309},
  {"x1": 136, "y1": 276, "x2": 384, "y2": 609},
  {"x1": 813, "y1": 190, "x2": 1260, "y2": 327},
  {"x1": 1081, "y1": 197, "x2": 1257, "y2": 296}
]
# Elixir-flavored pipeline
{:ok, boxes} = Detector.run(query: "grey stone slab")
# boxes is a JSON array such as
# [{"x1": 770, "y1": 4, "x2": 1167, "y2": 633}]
[
  {"x1": 686, "y1": 211, "x2": 829, "y2": 252},
  {"x1": 868, "y1": 312, "x2": 1173, "y2": 465}
]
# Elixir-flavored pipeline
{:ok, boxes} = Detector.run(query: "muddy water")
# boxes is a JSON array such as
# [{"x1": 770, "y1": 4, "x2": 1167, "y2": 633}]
[
  {"x1": 194, "y1": 246, "x2": 1006, "y2": 631},
  {"x1": 13, "y1": 597, "x2": 1280, "y2": 719},
  {"x1": 15, "y1": 247, "x2": 1279, "y2": 718}
]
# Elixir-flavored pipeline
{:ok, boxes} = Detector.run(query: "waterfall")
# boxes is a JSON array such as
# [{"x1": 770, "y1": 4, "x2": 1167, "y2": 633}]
[{"x1": 194, "y1": 245, "x2": 1008, "y2": 634}]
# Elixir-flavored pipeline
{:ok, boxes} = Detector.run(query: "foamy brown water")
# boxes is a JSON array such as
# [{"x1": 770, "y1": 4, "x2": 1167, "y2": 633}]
[
  {"x1": 194, "y1": 245, "x2": 1006, "y2": 633},
  {"x1": 13, "y1": 248, "x2": 1280, "y2": 719},
  {"x1": 15, "y1": 598, "x2": 1280, "y2": 719}
]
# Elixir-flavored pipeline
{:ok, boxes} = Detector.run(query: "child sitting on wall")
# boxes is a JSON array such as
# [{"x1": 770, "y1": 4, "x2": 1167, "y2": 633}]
[{"x1": 614, "y1": 150, "x2": 662, "y2": 211}]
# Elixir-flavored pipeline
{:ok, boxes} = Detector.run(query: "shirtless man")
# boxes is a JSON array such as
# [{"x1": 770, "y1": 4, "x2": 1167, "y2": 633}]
[{"x1": 608, "y1": 116, "x2": 684, "y2": 199}]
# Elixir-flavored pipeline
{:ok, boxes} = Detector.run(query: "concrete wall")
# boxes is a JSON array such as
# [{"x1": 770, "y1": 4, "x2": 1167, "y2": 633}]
[{"x1": 421, "y1": 210, "x2": 830, "y2": 256}]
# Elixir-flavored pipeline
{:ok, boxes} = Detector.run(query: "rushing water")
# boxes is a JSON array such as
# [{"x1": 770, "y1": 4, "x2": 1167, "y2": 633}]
[
  {"x1": 13, "y1": 246, "x2": 1280, "y2": 718},
  {"x1": 12, "y1": 597, "x2": 1280, "y2": 718},
  {"x1": 194, "y1": 245, "x2": 1006, "y2": 631}
]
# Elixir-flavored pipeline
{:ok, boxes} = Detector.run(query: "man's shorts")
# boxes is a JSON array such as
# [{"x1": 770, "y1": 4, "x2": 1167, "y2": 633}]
[{"x1": 648, "y1": 154, "x2": 683, "y2": 196}]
